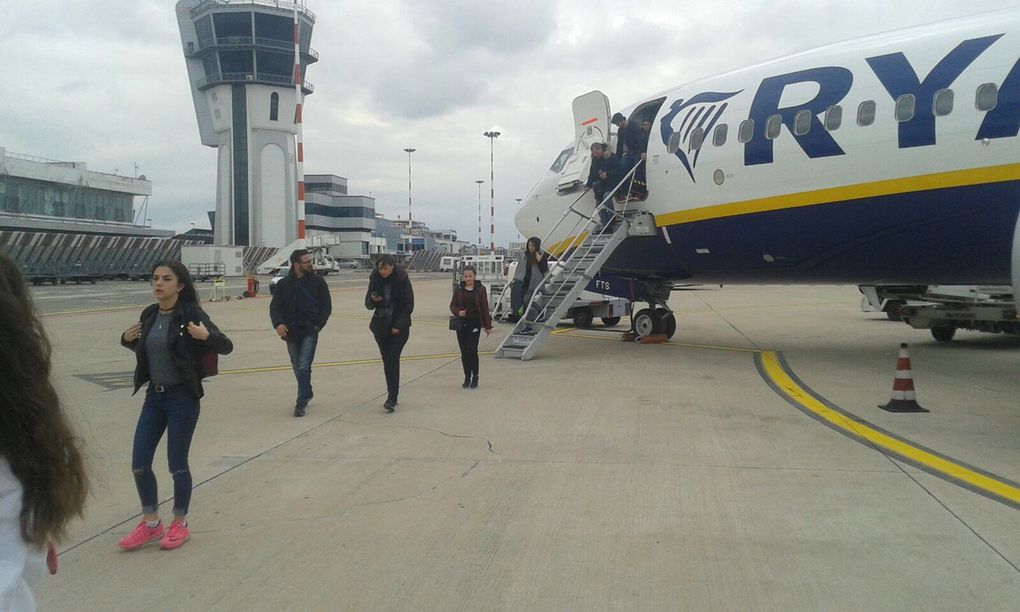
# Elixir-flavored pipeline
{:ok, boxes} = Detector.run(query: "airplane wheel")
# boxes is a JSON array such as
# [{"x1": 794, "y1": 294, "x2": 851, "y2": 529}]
[
  {"x1": 884, "y1": 300, "x2": 905, "y2": 322},
  {"x1": 931, "y1": 326, "x2": 956, "y2": 342},
  {"x1": 572, "y1": 307, "x2": 594, "y2": 329},
  {"x1": 656, "y1": 310, "x2": 677, "y2": 339},
  {"x1": 601, "y1": 316, "x2": 621, "y2": 327},
  {"x1": 633, "y1": 308, "x2": 657, "y2": 336}
]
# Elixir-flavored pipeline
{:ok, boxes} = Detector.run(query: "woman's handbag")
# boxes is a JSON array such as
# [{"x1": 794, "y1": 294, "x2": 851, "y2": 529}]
[
  {"x1": 199, "y1": 350, "x2": 219, "y2": 378},
  {"x1": 448, "y1": 316, "x2": 462, "y2": 331}
]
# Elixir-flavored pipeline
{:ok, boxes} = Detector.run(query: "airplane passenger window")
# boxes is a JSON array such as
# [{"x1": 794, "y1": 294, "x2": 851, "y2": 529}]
[
  {"x1": 857, "y1": 101, "x2": 876, "y2": 126},
  {"x1": 737, "y1": 119, "x2": 754, "y2": 143},
  {"x1": 713, "y1": 124, "x2": 728, "y2": 146},
  {"x1": 765, "y1": 114, "x2": 782, "y2": 140},
  {"x1": 793, "y1": 110, "x2": 812, "y2": 136},
  {"x1": 666, "y1": 131, "x2": 682, "y2": 154},
  {"x1": 689, "y1": 127, "x2": 705, "y2": 151},
  {"x1": 824, "y1": 105, "x2": 842, "y2": 131},
  {"x1": 895, "y1": 94, "x2": 915, "y2": 122},
  {"x1": 976, "y1": 83, "x2": 998, "y2": 111},
  {"x1": 933, "y1": 89, "x2": 954, "y2": 117}
]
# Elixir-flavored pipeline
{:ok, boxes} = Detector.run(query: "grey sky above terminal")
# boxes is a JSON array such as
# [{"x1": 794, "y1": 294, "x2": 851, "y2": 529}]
[{"x1": 2, "y1": 0, "x2": 1018, "y2": 243}]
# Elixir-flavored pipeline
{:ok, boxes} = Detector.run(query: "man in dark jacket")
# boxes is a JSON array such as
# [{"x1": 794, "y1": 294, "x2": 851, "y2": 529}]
[
  {"x1": 585, "y1": 142, "x2": 625, "y2": 225},
  {"x1": 612, "y1": 112, "x2": 649, "y2": 198},
  {"x1": 270, "y1": 249, "x2": 332, "y2": 417}
]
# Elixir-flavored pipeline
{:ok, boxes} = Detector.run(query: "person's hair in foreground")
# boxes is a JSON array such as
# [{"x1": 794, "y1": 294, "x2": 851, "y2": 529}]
[{"x1": 0, "y1": 253, "x2": 88, "y2": 547}]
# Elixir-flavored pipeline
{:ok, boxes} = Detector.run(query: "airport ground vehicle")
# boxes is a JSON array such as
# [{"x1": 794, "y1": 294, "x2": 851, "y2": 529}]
[{"x1": 860, "y1": 285, "x2": 1019, "y2": 342}]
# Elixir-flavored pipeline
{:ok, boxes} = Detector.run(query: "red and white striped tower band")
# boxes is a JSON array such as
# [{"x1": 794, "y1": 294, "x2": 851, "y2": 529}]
[
  {"x1": 475, "y1": 179, "x2": 484, "y2": 250},
  {"x1": 293, "y1": 1, "x2": 306, "y2": 247},
  {"x1": 484, "y1": 130, "x2": 500, "y2": 253}
]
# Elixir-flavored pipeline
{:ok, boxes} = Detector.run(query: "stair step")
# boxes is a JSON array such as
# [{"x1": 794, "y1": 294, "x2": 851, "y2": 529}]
[{"x1": 500, "y1": 347, "x2": 525, "y2": 358}]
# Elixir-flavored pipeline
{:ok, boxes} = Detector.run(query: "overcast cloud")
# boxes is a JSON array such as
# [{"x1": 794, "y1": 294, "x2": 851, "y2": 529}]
[{"x1": 1, "y1": 0, "x2": 1017, "y2": 246}]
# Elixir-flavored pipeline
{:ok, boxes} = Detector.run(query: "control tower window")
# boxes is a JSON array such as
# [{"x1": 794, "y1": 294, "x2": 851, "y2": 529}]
[
  {"x1": 213, "y1": 12, "x2": 252, "y2": 40},
  {"x1": 270, "y1": 92, "x2": 279, "y2": 121}
]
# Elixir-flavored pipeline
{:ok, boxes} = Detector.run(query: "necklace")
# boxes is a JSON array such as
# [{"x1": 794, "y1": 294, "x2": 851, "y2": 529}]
[{"x1": 156, "y1": 310, "x2": 171, "y2": 331}]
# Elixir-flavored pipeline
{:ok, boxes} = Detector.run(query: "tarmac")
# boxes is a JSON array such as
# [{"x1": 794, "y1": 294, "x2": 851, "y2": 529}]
[{"x1": 29, "y1": 274, "x2": 1020, "y2": 611}]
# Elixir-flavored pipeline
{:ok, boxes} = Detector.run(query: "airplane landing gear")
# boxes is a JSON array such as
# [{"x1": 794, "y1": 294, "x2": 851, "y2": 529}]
[{"x1": 631, "y1": 307, "x2": 676, "y2": 339}]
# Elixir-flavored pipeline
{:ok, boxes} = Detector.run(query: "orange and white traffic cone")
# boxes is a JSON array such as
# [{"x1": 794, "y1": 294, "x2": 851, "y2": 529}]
[{"x1": 878, "y1": 343, "x2": 928, "y2": 413}]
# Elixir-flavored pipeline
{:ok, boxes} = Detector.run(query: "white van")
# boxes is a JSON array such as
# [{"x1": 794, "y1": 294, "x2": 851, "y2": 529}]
[{"x1": 439, "y1": 256, "x2": 457, "y2": 272}]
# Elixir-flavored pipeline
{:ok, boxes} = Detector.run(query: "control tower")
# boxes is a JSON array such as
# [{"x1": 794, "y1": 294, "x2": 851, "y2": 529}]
[{"x1": 176, "y1": 0, "x2": 317, "y2": 247}]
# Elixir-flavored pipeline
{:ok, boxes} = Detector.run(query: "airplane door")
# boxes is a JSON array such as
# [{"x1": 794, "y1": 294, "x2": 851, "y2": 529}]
[{"x1": 557, "y1": 90, "x2": 611, "y2": 192}]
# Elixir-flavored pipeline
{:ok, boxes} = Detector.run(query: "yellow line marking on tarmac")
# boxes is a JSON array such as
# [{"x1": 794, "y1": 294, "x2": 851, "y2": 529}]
[
  {"x1": 552, "y1": 327, "x2": 761, "y2": 353},
  {"x1": 547, "y1": 326, "x2": 1020, "y2": 508},
  {"x1": 41, "y1": 305, "x2": 145, "y2": 317},
  {"x1": 220, "y1": 350, "x2": 496, "y2": 375},
  {"x1": 329, "y1": 313, "x2": 449, "y2": 327},
  {"x1": 758, "y1": 350, "x2": 1020, "y2": 509}
]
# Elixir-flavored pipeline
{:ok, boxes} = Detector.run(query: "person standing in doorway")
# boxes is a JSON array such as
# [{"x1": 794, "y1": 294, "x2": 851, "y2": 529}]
[
  {"x1": 450, "y1": 265, "x2": 493, "y2": 388},
  {"x1": 270, "y1": 249, "x2": 333, "y2": 417},
  {"x1": 0, "y1": 253, "x2": 88, "y2": 609},
  {"x1": 365, "y1": 255, "x2": 414, "y2": 412},
  {"x1": 119, "y1": 261, "x2": 233, "y2": 551}
]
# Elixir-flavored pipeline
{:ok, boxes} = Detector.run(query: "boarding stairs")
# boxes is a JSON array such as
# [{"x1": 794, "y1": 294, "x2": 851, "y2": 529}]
[{"x1": 495, "y1": 162, "x2": 645, "y2": 361}]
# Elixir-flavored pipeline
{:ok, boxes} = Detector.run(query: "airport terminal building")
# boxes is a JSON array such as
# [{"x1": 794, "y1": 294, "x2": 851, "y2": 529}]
[{"x1": 0, "y1": 147, "x2": 197, "y2": 281}]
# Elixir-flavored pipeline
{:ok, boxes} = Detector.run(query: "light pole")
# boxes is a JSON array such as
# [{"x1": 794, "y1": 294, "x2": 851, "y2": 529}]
[
  {"x1": 483, "y1": 130, "x2": 500, "y2": 253},
  {"x1": 515, "y1": 198, "x2": 522, "y2": 241},
  {"x1": 474, "y1": 180, "x2": 484, "y2": 252},
  {"x1": 403, "y1": 147, "x2": 415, "y2": 256}
]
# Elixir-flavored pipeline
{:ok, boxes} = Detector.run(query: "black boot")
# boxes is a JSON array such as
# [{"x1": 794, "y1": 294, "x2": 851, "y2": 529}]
[
  {"x1": 469, "y1": 374, "x2": 478, "y2": 389},
  {"x1": 462, "y1": 375, "x2": 471, "y2": 388}
]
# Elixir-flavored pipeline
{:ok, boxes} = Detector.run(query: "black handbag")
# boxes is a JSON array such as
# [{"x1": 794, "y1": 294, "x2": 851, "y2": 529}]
[{"x1": 448, "y1": 316, "x2": 462, "y2": 331}]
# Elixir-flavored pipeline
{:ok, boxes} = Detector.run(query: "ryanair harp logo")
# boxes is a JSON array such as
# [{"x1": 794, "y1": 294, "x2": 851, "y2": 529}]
[{"x1": 659, "y1": 91, "x2": 741, "y2": 182}]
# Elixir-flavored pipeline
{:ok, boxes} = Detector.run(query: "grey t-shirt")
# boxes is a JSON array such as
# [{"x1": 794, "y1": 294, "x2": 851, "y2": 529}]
[{"x1": 145, "y1": 311, "x2": 181, "y2": 386}]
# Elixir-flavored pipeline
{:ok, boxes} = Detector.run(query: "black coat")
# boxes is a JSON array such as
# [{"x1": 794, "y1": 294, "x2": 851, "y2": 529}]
[
  {"x1": 121, "y1": 301, "x2": 234, "y2": 400},
  {"x1": 616, "y1": 120, "x2": 646, "y2": 156},
  {"x1": 269, "y1": 272, "x2": 333, "y2": 337},
  {"x1": 365, "y1": 267, "x2": 414, "y2": 337}
]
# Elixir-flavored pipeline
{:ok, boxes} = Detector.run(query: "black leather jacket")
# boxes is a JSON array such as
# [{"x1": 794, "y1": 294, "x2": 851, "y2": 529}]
[{"x1": 121, "y1": 301, "x2": 234, "y2": 399}]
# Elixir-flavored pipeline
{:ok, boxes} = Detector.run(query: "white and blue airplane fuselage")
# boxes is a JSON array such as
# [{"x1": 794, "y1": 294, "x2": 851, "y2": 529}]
[{"x1": 517, "y1": 9, "x2": 1020, "y2": 300}]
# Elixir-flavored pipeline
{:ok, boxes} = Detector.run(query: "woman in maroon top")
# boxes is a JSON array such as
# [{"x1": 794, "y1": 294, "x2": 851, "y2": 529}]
[{"x1": 449, "y1": 265, "x2": 493, "y2": 388}]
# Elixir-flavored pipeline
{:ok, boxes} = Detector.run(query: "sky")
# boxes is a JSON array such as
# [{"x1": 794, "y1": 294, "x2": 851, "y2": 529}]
[{"x1": 2, "y1": 0, "x2": 1018, "y2": 246}]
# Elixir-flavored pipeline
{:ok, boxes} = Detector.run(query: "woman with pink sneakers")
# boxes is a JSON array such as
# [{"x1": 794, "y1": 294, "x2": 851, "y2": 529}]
[
  {"x1": 118, "y1": 261, "x2": 232, "y2": 551},
  {"x1": 0, "y1": 254, "x2": 88, "y2": 610}
]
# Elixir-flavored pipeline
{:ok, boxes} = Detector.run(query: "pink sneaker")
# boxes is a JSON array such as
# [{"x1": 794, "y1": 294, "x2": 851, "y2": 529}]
[
  {"x1": 118, "y1": 520, "x2": 164, "y2": 550},
  {"x1": 160, "y1": 522, "x2": 190, "y2": 550}
]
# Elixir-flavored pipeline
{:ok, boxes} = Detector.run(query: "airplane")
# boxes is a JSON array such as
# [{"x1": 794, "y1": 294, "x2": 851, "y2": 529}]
[{"x1": 514, "y1": 8, "x2": 1020, "y2": 339}]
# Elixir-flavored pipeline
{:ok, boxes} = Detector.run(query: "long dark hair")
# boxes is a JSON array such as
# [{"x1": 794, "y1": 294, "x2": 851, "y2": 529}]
[
  {"x1": 0, "y1": 253, "x2": 88, "y2": 546},
  {"x1": 525, "y1": 236, "x2": 542, "y2": 265},
  {"x1": 152, "y1": 260, "x2": 200, "y2": 305}
]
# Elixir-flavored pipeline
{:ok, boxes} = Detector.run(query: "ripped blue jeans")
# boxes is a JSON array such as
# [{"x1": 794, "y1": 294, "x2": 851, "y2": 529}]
[{"x1": 131, "y1": 388, "x2": 200, "y2": 516}]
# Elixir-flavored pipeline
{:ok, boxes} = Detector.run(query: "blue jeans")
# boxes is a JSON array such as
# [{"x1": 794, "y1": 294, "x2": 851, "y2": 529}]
[
  {"x1": 287, "y1": 329, "x2": 319, "y2": 407},
  {"x1": 131, "y1": 388, "x2": 201, "y2": 516}
]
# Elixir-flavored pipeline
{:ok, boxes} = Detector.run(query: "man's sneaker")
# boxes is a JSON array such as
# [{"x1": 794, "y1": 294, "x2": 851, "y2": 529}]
[
  {"x1": 383, "y1": 399, "x2": 396, "y2": 412},
  {"x1": 294, "y1": 403, "x2": 306, "y2": 417},
  {"x1": 118, "y1": 520, "x2": 164, "y2": 550},
  {"x1": 160, "y1": 522, "x2": 190, "y2": 550}
]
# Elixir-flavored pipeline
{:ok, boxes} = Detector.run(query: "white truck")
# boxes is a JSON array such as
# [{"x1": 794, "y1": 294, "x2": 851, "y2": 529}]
[
  {"x1": 180, "y1": 246, "x2": 244, "y2": 279},
  {"x1": 859, "y1": 285, "x2": 1018, "y2": 342}
]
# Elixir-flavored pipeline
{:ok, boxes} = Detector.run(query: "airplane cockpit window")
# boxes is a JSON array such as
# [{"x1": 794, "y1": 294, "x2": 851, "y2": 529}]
[
  {"x1": 824, "y1": 105, "x2": 842, "y2": 131},
  {"x1": 549, "y1": 147, "x2": 573, "y2": 173},
  {"x1": 895, "y1": 94, "x2": 916, "y2": 122},
  {"x1": 933, "y1": 89, "x2": 954, "y2": 116},
  {"x1": 667, "y1": 131, "x2": 682, "y2": 154},
  {"x1": 857, "y1": 101, "x2": 876, "y2": 127},
  {"x1": 713, "y1": 124, "x2": 728, "y2": 146},
  {"x1": 689, "y1": 127, "x2": 706, "y2": 152},
  {"x1": 765, "y1": 114, "x2": 782, "y2": 140},
  {"x1": 793, "y1": 110, "x2": 812, "y2": 136},
  {"x1": 976, "y1": 83, "x2": 998, "y2": 112},
  {"x1": 737, "y1": 119, "x2": 755, "y2": 143}
]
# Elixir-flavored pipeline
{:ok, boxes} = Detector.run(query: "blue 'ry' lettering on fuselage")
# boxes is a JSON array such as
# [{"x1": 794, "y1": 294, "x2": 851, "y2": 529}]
[
  {"x1": 740, "y1": 34, "x2": 1014, "y2": 166},
  {"x1": 866, "y1": 35, "x2": 1001, "y2": 148}
]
